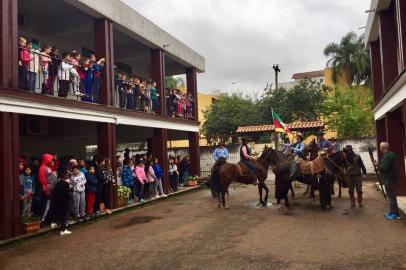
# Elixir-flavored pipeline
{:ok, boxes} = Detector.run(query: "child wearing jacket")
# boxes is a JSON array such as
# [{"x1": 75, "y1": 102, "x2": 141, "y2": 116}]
[
  {"x1": 121, "y1": 159, "x2": 135, "y2": 204},
  {"x1": 85, "y1": 165, "x2": 98, "y2": 216},
  {"x1": 153, "y1": 158, "x2": 166, "y2": 197},
  {"x1": 38, "y1": 153, "x2": 56, "y2": 221},
  {"x1": 58, "y1": 52, "x2": 72, "y2": 97},
  {"x1": 19, "y1": 166, "x2": 35, "y2": 219},
  {"x1": 134, "y1": 161, "x2": 147, "y2": 202},
  {"x1": 70, "y1": 166, "x2": 86, "y2": 219},
  {"x1": 145, "y1": 160, "x2": 157, "y2": 198}
]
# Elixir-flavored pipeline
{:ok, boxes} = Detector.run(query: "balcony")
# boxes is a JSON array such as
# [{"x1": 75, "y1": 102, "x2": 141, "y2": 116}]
[{"x1": 10, "y1": 0, "x2": 198, "y2": 123}]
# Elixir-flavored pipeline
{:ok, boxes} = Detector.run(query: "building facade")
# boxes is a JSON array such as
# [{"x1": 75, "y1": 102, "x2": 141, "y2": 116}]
[
  {"x1": 0, "y1": 0, "x2": 205, "y2": 239},
  {"x1": 365, "y1": 0, "x2": 406, "y2": 194}
]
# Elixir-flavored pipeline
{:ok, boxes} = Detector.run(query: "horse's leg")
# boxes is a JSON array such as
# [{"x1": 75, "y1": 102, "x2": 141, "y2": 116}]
[
  {"x1": 263, "y1": 182, "x2": 269, "y2": 206},
  {"x1": 331, "y1": 177, "x2": 335, "y2": 195},
  {"x1": 221, "y1": 191, "x2": 229, "y2": 209},
  {"x1": 258, "y1": 183, "x2": 264, "y2": 206},
  {"x1": 217, "y1": 194, "x2": 222, "y2": 208},
  {"x1": 338, "y1": 180, "x2": 342, "y2": 198},
  {"x1": 285, "y1": 193, "x2": 291, "y2": 207}
]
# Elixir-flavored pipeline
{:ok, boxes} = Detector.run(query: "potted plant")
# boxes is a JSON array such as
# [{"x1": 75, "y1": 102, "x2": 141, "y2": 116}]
[
  {"x1": 187, "y1": 175, "x2": 199, "y2": 187},
  {"x1": 117, "y1": 185, "x2": 131, "y2": 207},
  {"x1": 21, "y1": 215, "x2": 42, "y2": 234}
]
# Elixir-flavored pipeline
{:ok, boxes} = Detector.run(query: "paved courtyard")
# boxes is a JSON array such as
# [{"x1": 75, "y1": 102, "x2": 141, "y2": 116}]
[{"x1": 1, "y1": 182, "x2": 406, "y2": 270}]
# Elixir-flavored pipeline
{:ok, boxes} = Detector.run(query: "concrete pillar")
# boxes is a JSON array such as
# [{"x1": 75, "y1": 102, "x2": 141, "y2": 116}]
[
  {"x1": 97, "y1": 123, "x2": 117, "y2": 209},
  {"x1": 379, "y1": 3, "x2": 399, "y2": 91},
  {"x1": 186, "y1": 67, "x2": 198, "y2": 122},
  {"x1": 0, "y1": 112, "x2": 20, "y2": 239},
  {"x1": 94, "y1": 18, "x2": 115, "y2": 106},
  {"x1": 0, "y1": 0, "x2": 18, "y2": 89},
  {"x1": 153, "y1": 128, "x2": 169, "y2": 193},
  {"x1": 370, "y1": 41, "x2": 384, "y2": 103},
  {"x1": 188, "y1": 132, "x2": 200, "y2": 176},
  {"x1": 385, "y1": 108, "x2": 406, "y2": 195},
  {"x1": 151, "y1": 49, "x2": 166, "y2": 116}
]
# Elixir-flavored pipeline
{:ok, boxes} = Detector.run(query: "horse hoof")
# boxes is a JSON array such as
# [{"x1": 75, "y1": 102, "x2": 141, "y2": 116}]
[{"x1": 225, "y1": 205, "x2": 230, "y2": 210}]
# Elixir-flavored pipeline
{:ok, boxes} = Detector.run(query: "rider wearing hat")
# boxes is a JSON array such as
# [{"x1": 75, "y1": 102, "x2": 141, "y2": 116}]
[
  {"x1": 317, "y1": 130, "x2": 334, "y2": 154},
  {"x1": 289, "y1": 132, "x2": 306, "y2": 179},
  {"x1": 343, "y1": 145, "x2": 367, "y2": 207},
  {"x1": 240, "y1": 137, "x2": 259, "y2": 185},
  {"x1": 212, "y1": 141, "x2": 229, "y2": 172}
]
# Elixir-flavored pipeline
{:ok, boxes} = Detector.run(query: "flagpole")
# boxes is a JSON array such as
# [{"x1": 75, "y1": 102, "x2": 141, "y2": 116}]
[{"x1": 271, "y1": 107, "x2": 279, "y2": 150}]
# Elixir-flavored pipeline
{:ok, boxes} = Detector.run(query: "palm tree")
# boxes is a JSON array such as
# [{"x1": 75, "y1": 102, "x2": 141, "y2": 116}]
[{"x1": 324, "y1": 32, "x2": 370, "y2": 85}]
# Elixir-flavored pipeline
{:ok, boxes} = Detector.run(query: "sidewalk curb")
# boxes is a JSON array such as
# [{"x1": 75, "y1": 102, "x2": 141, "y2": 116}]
[{"x1": 0, "y1": 185, "x2": 204, "y2": 250}]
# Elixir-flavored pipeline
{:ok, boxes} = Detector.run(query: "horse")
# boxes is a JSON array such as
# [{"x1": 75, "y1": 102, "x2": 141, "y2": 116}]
[
  {"x1": 269, "y1": 146, "x2": 347, "y2": 209},
  {"x1": 212, "y1": 146, "x2": 275, "y2": 209}
]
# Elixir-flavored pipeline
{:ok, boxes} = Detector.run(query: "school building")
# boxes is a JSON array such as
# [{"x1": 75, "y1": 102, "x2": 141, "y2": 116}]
[
  {"x1": 365, "y1": 0, "x2": 406, "y2": 195},
  {"x1": 0, "y1": 0, "x2": 205, "y2": 239}
]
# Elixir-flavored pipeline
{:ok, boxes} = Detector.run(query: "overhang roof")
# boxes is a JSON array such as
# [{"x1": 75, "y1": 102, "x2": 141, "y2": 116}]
[
  {"x1": 292, "y1": 70, "x2": 324, "y2": 80},
  {"x1": 365, "y1": 0, "x2": 392, "y2": 44},
  {"x1": 236, "y1": 121, "x2": 324, "y2": 133}
]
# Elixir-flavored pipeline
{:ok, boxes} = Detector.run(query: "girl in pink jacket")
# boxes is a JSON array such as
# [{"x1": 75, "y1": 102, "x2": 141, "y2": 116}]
[{"x1": 134, "y1": 161, "x2": 147, "y2": 202}]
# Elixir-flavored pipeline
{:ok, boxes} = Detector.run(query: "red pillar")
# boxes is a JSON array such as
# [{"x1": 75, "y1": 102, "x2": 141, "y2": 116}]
[
  {"x1": 379, "y1": 3, "x2": 399, "y2": 91},
  {"x1": 385, "y1": 108, "x2": 406, "y2": 195},
  {"x1": 151, "y1": 49, "x2": 166, "y2": 116},
  {"x1": 370, "y1": 41, "x2": 383, "y2": 103},
  {"x1": 188, "y1": 132, "x2": 200, "y2": 176},
  {"x1": 97, "y1": 123, "x2": 117, "y2": 209},
  {"x1": 153, "y1": 128, "x2": 169, "y2": 193},
  {"x1": 0, "y1": 112, "x2": 20, "y2": 239},
  {"x1": 396, "y1": 0, "x2": 406, "y2": 69},
  {"x1": 376, "y1": 118, "x2": 387, "y2": 161},
  {"x1": 186, "y1": 67, "x2": 198, "y2": 122},
  {"x1": 0, "y1": 0, "x2": 18, "y2": 89},
  {"x1": 94, "y1": 18, "x2": 115, "y2": 107}
]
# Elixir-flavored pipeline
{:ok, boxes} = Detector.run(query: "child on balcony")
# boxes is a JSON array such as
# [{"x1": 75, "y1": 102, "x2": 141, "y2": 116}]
[
  {"x1": 175, "y1": 90, "x2": 183, "y2": 117},
  {"x1": 47, "y1": 47, "x2": 61, "y2": 95},
  {"x1": 150, "y1": 81, "x2": 158, "y2": 114},
  {"x1": 57, "y1": 52, "x2": 72, "y2": 97},
  {"x1": 116, "y1": 73, "x2": 126, "y2": 108},
  {"x1": 144, "y1": 81, "x2": 151, "y2": 113},
  {"x1": 71, "y1": 51, "x2": 83, "y2": 97},
  {"x1": 28, "y1": 39, "x2": 41, "y2": 92},
  {"x1": 140, "y1": 82, "x2": 148, "y2": 112},
  {"x1": 19, "y1": 166, "x2": 35, "y2": 219},
  {"x1": 133, "y1": 78, "x2": 141, "y2": 111},
  {"x1": 187, "y1": 93, "x2": 194, "y2": 119},
  {"x1": 90, "y1": 54, "x2": 105, "y2": 103},
  {"x1": 40, "y1": 45, "x2": 52, "y2": 94},
  {"x1": 81, "y1": 58, "x2": 93, "y2": 102},
  {"x1": 126, "y1": 77, "x2": 135, "y2": 110},
  {"x1": 18, "y1": 37, "x2": 31, "y2": 90}
]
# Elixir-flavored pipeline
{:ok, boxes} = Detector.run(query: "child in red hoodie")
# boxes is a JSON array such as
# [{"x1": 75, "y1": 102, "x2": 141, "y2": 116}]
[{"x1": 38, "y1": 153, "x2": 57, "y2": 221}]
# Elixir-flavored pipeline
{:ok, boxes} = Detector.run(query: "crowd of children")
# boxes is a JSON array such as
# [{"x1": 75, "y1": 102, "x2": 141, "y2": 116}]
[
  {"x1": 166, "y1": 89, "x2": 195, "y2": 119},
  {"x1": 18, "y1": 36, "x2": 105, "y2": 102},
  {"x1": 18, "y1": 151, "x2": 192, "y2": 236}
]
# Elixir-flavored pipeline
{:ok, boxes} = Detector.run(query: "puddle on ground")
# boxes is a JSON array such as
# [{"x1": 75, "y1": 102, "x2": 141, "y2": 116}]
[{"x1": 115, "y1": 216, "x2": 161, "y2": 228}]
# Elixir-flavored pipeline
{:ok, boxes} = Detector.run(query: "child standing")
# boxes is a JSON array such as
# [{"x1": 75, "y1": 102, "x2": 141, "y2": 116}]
[
  {"x1": 78, "y1": 159, "x2": 87, "y2": 174},
  {"x1": 145, "y1": 81, "x2": 152, "y2": 113},
  {"x1": 50, "y1": 170, "x2": 72, "y2": 235},
  {"x1": 19, "y1": 166, "x2": 35, "y2": 219},
  {"x1": 133, "y1": 78, "x2": 141, "y2": 111},
  {"x1": 85, "y1": 165, "x2": 98, "y2": 216},
  {"x1": 40, "y1": 45, "x2": 52, "y2": 94},
  {"x1": 116, "y1": 73, "x2": 126, "y2": 108},
  {"x1": 47, "y1": 47, "x2": 61, "y2": 95},
  {"x1": 126, "y1": 77, "x2": 135, "y2": 110},
  {"x1": 18, "y1": 37, "x2": 31, "y2": 90},
  {"x1": 28, "y1": 40, "x2": 40, "y2": 92},
  {"x1": 58, "y1": 52, "x2": 72, "y2": 97},
  {"x1": 169, "y1": 158, "x2": 179, "y2": 192},
  {"x1": 70, "y1": 166, "x2": 86, "y2": 220},
  {"x1": 145, "y1": 160, "x2": 157, "y2": 198},
  {"x1": 90, "y1": 54, "x2": 105, "y2": 103},
  {"x1": 153, "y1": 158, "x2": 166, "y2": 197},
  {"x1": 101, "y1": 158, "x2": 115, "y2": 214},
  {"x1": 81, "y1": 58, "x2": 93, "y2": 102},
  {"x1": 150, "y1": 81, "x2": 159, "y2": 114},
  {"x1": 121, "y1": 159, "x2": 135, "y2": 204},
  {"x1": 71, "y1": 51, "x2": 83, "y2": 97},
  {"x1": 134, "y1": 161, "x2": 147, "y2": 202}
]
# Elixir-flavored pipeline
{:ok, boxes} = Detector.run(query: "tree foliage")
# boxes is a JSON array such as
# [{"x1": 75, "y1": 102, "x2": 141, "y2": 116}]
[
  {"x1": 323, "y1": 86, "x2": 374, "y2": 138},
  {"x1": 324, "y1": 31, "x2": 371, "y2": 85},
  {"x1": 165, "y1": 76, "x2": 185, "y2": 89},
  {"x1": 257, "y1": 78, "x2": 326, "y2": 123},
  {"x1": 201, "y1": 94, "x2": 261, "y2": 143}
]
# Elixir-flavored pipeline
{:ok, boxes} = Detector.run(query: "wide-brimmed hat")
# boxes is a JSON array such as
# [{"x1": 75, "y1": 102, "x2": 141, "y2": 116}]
[
  {"x1": 344, "y1": 145, "x2": 353, "y2": 151},
  {"x1": 316, "y1": 130, "x2": 325, "y2": 136},
  {"x1": 296, "y1": 132, "x2": 304, "y2": 139}
]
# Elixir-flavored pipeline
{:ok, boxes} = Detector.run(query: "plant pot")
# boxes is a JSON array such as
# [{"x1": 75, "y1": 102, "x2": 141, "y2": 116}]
[
  {"x1": 116, "y1": 197, "x2": 128, "y2": 208},
  {"x1": 188, "y1": 180, "x2": 198, "y2": 187},
  {"x1": 21, "y1": 221, "x2": 41, "y2": 234}
]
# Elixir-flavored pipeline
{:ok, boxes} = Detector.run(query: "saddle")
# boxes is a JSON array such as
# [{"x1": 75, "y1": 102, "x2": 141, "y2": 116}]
[
  {"x1": 236, "y1": 162, "x2": 255, "y2": 177},
  {"x1": 298, "y1": 156, "x2": 325, "y2": 175}
]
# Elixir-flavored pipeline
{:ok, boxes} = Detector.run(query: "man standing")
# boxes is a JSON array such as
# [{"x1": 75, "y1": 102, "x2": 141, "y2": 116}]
[
  {"x1": 343, "y1": 145, "x2": 367, "y2": 207},
  {"x1": 374, "y1": 142, "x2": 400, "y2": 220},
  {"x1": 240, "y1": 137, "x2": 258, "y2": 185}
]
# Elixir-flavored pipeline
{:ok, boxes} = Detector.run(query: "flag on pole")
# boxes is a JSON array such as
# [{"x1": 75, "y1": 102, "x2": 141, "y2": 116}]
[{"x1": 272, "y1": 109, "x2": 291, "y2": 133}]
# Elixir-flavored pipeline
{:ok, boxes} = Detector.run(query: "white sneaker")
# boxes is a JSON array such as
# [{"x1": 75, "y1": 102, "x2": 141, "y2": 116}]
[
  {"x1": 140, "y1": 199, "x2": 145, "y2": 203},
  {"x1": 51, "y1": 223, "x2": 58, "y2": 229},
  {"x1": 161, "y1": 194, "x2": 167, "y2": 198},
  {"x1": 60, "y1": 229, "x2": 72, "y2": 236}
]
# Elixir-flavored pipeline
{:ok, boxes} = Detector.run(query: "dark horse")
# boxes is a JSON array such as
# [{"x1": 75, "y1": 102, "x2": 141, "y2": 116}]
[
  {"x1": 212, "y1": 146, "x2": 275, "y2": 209},
  {"x1": 269, "y1": 147, "x2": 347, "y2": 209}
]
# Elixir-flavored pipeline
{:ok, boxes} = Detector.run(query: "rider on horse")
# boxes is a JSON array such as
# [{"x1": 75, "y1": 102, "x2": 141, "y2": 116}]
[
  {"x1": 212, "y1": 141, "x2": 229, "y2": 170},
  {"x1": 288, "y1": 132, "x2": 305, "y2": 179},
  {"x1": 240, "y1": 137, "x2": 259, "y2": 185}
]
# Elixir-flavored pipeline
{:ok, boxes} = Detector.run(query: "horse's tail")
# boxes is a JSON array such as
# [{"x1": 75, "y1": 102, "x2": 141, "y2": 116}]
[{"x1": 211, "y1": 167, "x2": 221, "y2": 198}]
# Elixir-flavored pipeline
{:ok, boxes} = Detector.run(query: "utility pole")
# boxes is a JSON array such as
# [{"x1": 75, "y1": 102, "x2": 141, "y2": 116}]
[{"x1": 273, "y1": 64, "x2": 281, "y2": 90}]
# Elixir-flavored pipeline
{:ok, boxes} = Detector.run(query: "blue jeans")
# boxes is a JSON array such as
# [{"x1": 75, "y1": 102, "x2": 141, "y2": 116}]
[
  {"x1": 182, "y1": 172, "x2": 189, "y2": 186},
  {"x1": 241, "y1": 159, "x2": 256, "y2": 174},
  {"x1": 28, "y1": 71, "x2": 37, "y2": 92},
  {"x1": 91, "y1": 78, "x2": 101, "y2": 103},
  {"x1": 385, "y1": 181, "x2": 399, "y2": 215}
]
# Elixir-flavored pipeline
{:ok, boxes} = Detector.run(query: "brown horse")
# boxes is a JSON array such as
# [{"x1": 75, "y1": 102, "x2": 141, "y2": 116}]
[{"x1": 214, "y1": 146, "x2": 276, "y2": 209}]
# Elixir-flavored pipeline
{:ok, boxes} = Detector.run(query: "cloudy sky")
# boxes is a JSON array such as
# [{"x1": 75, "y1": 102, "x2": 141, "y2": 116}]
[{"x1": 123, "y1": 0, "x2": 370, "y2": 96}]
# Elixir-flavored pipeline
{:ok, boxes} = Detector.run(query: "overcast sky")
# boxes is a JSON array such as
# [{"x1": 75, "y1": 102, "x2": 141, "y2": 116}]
[{"x1": 122, "y1": 0, "x2": 370, "y2": 96}]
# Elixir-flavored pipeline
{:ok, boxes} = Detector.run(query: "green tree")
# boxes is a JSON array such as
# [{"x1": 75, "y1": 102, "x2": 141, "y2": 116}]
[
  {"x1": 323, "y1": 87, "x2": 374, "y2": 138},
  {"x1": 257, "y1": 78, "x2": 325, "y2": 123},
  {"x1": 202, "y1": 94, "x2": 261, "y2": 143},
  {"x1": 324, "y1": 31, "x2": 370, "y2": 85},
  {"x1": 165, "y1": 76, "x2": 185, "y2": 89}
]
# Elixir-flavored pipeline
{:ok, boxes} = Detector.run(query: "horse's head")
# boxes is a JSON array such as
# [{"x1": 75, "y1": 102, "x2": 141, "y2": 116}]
[
  {"x1": 259, "y1": 146, "x2": 280, "y2": 166},
  {"x1": 306, "y1": 139, "x2": 319, "y2": 159}
]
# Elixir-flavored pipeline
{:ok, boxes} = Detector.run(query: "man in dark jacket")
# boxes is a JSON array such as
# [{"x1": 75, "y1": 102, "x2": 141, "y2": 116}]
[
  {"x1": 374, "y1": 142, "x2": 400, "y2": 220},
  {"x1": 343, "y1": 145, "x2": 367, "y2": 207}
]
